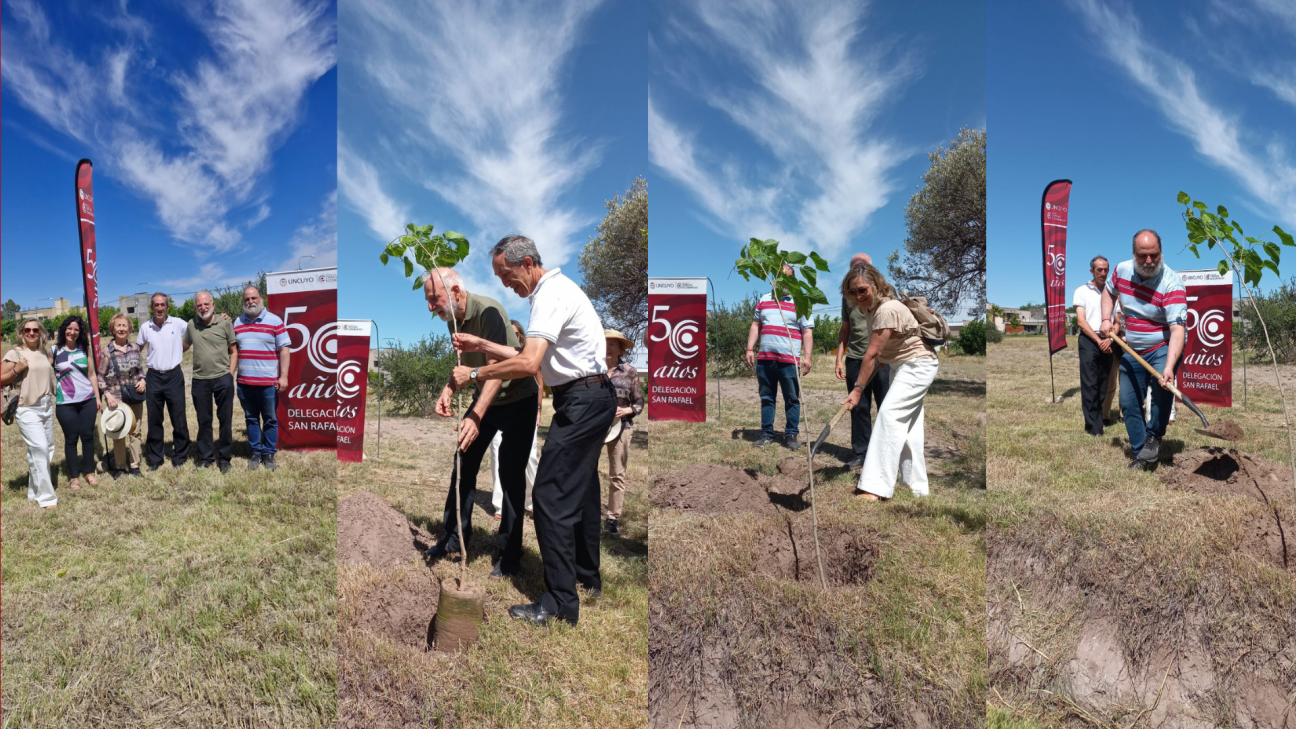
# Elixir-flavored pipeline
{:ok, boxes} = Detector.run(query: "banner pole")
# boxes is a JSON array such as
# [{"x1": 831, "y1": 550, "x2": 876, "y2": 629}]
[
  {"x1": 1238, "y1": 274, "x2": 1246, "y2": 408},
  {"x1": 372, "y1": 319, "x2": 381, "y2": 460},
  {"x1": 1049, "y1": 354, "x2": 1057, "y2": 403},
  {"x1": 707, "y1": 277, "x2": 718, "y2": 424}
]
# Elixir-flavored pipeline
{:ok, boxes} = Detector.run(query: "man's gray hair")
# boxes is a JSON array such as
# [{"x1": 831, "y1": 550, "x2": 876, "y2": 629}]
[
  {"x1": 1132, "y1": 229, "x2": 1162, "y2": 252},
  {"x1": 195, "y1": 289, "x2": 213, "y2": 303},
  {"x1": 490, "y1": 235, "x2": 542, "y2": 267},
  {"x1": 244, "y1": 285, "x2": 262, "y2": 298},
  {"x1": 1089, "y1": 255, "x2": 1108, "y2": 269},
  {"x1": 431, "y1": 267, "x2": 463, "y2": 290},
  {"x1": 151, "y1": 292, "x2": 169, "y2": 305}
]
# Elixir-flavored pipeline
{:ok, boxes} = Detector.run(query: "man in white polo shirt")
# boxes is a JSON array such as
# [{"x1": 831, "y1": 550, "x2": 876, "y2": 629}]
[
  {"x1": 1073, "y1": 255, "x2": 1113, "y2": 436},
  {"x1": 450, "y1": 235, "x2": 615, "y2": 626},
  {"x1": 136, "y1": 292, "x2": 191, "y2": 469}
]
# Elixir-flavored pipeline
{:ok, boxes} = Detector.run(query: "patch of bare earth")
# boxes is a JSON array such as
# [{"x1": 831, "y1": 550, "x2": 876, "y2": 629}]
[{"x1": 650, "y1": 463, "x2": 807, "y2": 515}]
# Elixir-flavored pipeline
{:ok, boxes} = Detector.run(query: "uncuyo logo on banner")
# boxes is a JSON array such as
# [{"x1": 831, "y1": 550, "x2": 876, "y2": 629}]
[
  {"x1": 646, "y1": 278, "x2": 708, "y2": 423},
  {"x1": 267, "y1": 269, "x2": 339, "y2": 450}
]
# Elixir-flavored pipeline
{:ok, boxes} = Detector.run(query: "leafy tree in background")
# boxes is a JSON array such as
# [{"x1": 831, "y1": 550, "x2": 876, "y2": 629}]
[
  {"x1": 177, "y1": 298, "x2": 198, "y2": 322},
  {"x1": 958, "y1": 319, "x2": 987, "y2": 355},
  {"x1": 374, "y1": 336, "x2": 458, "y2": 415},
  {"x1": 890, "y1": 127, "x2": 986, "y2": 317},
  {"x1": 3, "y1": 299, "x2": 20, "y2": 321},
  {"x1": 708, "y1": 294, "x2": 761, "y2": 377},
  {"x1": 579, "y1": 176, "x2": 649, "y2": 343},
  {"x1": 812, "y1": 313, "x2": 842, "y2": 355},
  {"x1": 2, "y1": 319, "x2": 16, "y2": 340}
]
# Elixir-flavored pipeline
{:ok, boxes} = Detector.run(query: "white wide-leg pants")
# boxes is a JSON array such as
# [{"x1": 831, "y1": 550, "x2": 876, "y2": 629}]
[
  {"x1": 491, "y1": 423, "x2": 539, "y2": 512},
  {"x1": 17, "y1": 395, "x2": 57, "y2": 508},
  {"x1": 857, "y1": 357, "x2": 940, "y2": 499}
]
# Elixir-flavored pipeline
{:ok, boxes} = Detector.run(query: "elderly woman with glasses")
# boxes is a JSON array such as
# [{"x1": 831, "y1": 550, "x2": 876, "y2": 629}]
[
  {"x1": 52, "y1": 315, "x2": 103, "y2": 491},
  {"x1": 2, "y1": 318, "x2": 59, "y2": 508},
  {"x1": 838, "y1": 263, "x2": 940, "y2": 502}
]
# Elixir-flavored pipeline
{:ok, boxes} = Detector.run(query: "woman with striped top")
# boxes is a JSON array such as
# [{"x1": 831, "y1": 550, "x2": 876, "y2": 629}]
[{"x1": 52, "y1": 315, "x2": 102, "y2": 490}]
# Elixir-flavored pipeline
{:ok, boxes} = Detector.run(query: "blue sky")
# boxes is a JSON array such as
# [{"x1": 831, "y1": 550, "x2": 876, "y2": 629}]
[
  {"x1": 989, "y1": 0, "x2": 1296, "y2": 309},
  {"x1": 648, "y1": 0, "x2": 986, "y2": 322},
  {"x1": 1, "y1": 0, "x2": 337, "y2": 313},
  {"x1": 337, "y1": 0, "x2": 647, "y2": 347}
]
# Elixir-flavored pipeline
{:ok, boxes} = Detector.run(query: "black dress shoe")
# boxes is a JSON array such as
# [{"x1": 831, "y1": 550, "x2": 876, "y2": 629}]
[
  {"x1": 218, "y1": 462, "x2": 231, "y2": 474},
  {"x1": 580, "y1": 584, "x2": 602, "y2": 599},
  {"x1": 489, "y1": 560, "x2": 518, "y2": 581},
  {"x1": 147, "y1": 463, "x2": 160, "y2": 472},
  {"x1": 129, "y1": 468, "x2": 143, "y2": 478},
  {"x1": 507, "y1": 602, "x2": 570, "y2": 626},
  {"x1": 423, "y1": 542, "x2": 454, "y2": 560},
  {"x1": 845, "y1": 455, "x2": 865, "y2": 469},
  {"x1": 604, "y1": 518, "x2": 618, "y2": 535}
]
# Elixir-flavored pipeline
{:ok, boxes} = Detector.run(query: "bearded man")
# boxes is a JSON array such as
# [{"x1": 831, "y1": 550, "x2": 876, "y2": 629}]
[
  {"x1": 1100, "y1": 229, "x2": 1187, "y2": 467},
  {"x1": 184, "y1": 290, "x2": 238, "y2": 473},
  {"x1": 233, "y1": 286, "x2": 291, "y2": 471}
]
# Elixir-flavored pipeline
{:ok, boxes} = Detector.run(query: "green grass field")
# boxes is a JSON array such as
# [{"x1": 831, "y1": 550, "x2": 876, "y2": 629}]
[
  {"x1": 337, "y1": 396, "x2": 648, "y2": 728},
  {"x1": 0, "y1": 349, "x2": 337, "y2": 728},
  {"x1": 988, "y1": 335, "x2": 1295, "y2": 727},
  {"x1": 648, "y1": 351, "x2": 987, "y2": 728}
]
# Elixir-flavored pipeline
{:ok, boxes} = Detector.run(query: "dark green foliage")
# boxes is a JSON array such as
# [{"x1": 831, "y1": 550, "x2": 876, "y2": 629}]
[
  {"x1": 579, "y1": 176, "x2": 649, "y2": 343},
  {"x1": 708, "y1": 294, "x2": 761, "y2": 378},
  {"x1": 985, "y1": 321, "x2": 1003, "y2": 344},
  {"x1": 379, "y1": 223, "x2": 470, "y2": 289},
  {"x1": 1239, "y1": 278, "x2": 1296, "y2": 363},
  {"x1": 3, "y1": 300, "x2": 20, "y2": 321},
  {"x1": 373, "y1": 335, "x2": 460, "y2": 415},
  {"x1": 2, "y1": 319, "x2": 15, "y2": 340},
  {"x1": 734, "y1": 238, "x2": 830, "y2": 320},
  {"x1": 958, "y1": 319, "x2": 987, "y2": 356},
  {"x1": 812, "y1": 313, "x2": 841, "y2": 354}
]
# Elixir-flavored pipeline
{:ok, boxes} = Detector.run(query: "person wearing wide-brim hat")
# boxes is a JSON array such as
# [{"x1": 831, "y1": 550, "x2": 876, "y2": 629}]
[
  {"x1": 602, "y1": 329, "x2": 641, "y2": 535},
  {"x1": 99, "y1": 402, "x2": 137, "y2": 479}
]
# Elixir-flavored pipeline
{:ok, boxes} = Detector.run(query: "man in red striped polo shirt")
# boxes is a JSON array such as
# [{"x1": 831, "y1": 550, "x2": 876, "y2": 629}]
[
  {"x1": 233, "y1": 286, "x2": 292, "y2": 471},
  {"x1": 745, "y1": 264, "x2": 814, "y2": 450}
]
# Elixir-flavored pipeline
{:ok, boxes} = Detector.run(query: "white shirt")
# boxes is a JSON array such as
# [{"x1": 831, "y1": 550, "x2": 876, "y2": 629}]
[
  {"x1": 1072, "y1": 280, "x2": 1104, "y2": 334},
  {"x1": 526, "y1": 268, "x2": 608, "y2": 386},
  {"x1": 136, "y1": 315, "x2": 187, "y2": 371}
]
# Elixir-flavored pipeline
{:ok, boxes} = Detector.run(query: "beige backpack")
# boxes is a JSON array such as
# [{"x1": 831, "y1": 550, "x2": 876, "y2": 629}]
[{"x1": 898, "y1": 292, "x2": 951, "y2": 347}]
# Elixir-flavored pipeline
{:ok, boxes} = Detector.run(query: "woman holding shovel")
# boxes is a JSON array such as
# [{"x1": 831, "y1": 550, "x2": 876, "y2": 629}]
[{"x1": 838, "y1": 264, "x2": 940, "y2": 502}]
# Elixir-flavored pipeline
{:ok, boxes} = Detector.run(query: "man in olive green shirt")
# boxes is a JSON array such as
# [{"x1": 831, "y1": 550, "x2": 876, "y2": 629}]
[
  {"x1": 423, "y1": 268, "x2": 540, "y2": 580},
  {"x1": 834, "y1": 253, "x2": 890, "y2": 469},
  {"x1": 184, "y1": 290, "x2": 238, "y2": 473}
]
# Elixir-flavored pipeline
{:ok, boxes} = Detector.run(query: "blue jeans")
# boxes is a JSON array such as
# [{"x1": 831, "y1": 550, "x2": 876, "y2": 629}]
[
  {"x1": 237, "y1": 384, "x2": 278, "y2": 456},
  {"x1": 1118, "y1": 346, "x2": 1180, "y2": 454},
  {"x1": 756, "y1": 359, "x2": 801, "y2": 438}
]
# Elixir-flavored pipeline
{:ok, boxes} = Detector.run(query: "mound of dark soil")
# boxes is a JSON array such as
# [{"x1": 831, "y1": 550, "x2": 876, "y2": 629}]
[
  {"x1": 756, "y1": 523, "x2": 879, "y2": 587},
  {"x1": 1160, "y1": 447, "x2": 1291, "y2": 569},
  {"x1": 338, "y1": 492, "x2": 425, "y2": 567},
  {"x1": 652, "y1": 464, "x2": 805, "y2": 515},
  {"x1": 352, "y1": 574, "x2": 438, "y2": 650}
]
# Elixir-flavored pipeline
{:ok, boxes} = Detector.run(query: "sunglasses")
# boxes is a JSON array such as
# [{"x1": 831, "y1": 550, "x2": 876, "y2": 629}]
[
  {"x1": 849, "y1": 286, "x2": 872, "y2": 296},
  {"x1": 22, "y1": 327, "x2": 40, "y2": 334}
]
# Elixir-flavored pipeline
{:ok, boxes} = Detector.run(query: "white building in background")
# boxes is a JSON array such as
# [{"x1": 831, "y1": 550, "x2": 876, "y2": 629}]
[
  {"x1": 118, "y1": 293, "x2": 154, "y2": 323},
  {"x1": 16, "y1": 297, "x2": 72, "y2": 321}
]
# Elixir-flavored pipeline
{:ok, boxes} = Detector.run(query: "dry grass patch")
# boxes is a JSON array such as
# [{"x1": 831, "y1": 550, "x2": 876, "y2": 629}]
[
  {"x1": 337, "y1": 397, "x2": 647, "y2": 728},
  {"x1": 0, "y1": 351, "x2": 337, "y2": 728},
  {"x1": 649, "y1": 353, "x2": 987, "y2": 728},
  {"x1": 988, "y1": 335, "x2": 1296, "y2": 728}
]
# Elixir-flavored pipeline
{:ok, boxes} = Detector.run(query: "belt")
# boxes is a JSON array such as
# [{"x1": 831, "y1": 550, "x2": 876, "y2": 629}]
[
  {"x1": 551, "y1": 373, "x2": 610, "y2": 394},
  {"x1": 148, "y1": 365, "x2": 181, "y2": 374}
]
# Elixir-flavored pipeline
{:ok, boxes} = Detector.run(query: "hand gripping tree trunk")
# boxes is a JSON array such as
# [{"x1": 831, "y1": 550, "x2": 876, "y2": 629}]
[
  {"x1": 736, "y1": 238, "x2": 831, "y2": 590},
  {"x1": 1181, "y1": 196, "x2": 1296, "y2": 505},
  {"x1": 380, "y1": 224, "x2": 473, "y2": 587}
]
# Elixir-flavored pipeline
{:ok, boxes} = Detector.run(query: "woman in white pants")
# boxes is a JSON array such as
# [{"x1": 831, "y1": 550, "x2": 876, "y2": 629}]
[
  {"x1": 838, "y1": 264, "x2": 940, "y2": 501},
  {"x1": 491, "y1": 320, "x2": 542, "y2": 519},
  {"x1": 2, "y1": 318, "x2": 59, "y2": 509}
]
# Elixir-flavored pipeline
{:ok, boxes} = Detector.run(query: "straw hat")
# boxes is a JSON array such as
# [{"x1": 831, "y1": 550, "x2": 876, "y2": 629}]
[
  {"x1": 99, "y1": 403, "x2": 135, "y2": 441},
  {"x1": 604, "y1": 417, "x2": 623, "y2": 444},
  {"x1": 604, "y1": 329, "x2": 633, "y2": 353}
]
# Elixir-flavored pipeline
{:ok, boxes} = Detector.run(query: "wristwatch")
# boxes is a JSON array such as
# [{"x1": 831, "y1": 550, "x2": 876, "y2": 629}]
[{"x1": 470, "y1": 368, "x2": 479, "y2": 381}]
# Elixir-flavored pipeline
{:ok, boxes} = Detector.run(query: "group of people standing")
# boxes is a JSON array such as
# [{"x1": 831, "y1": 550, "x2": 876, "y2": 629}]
[
  {"x1": 1073, "y1": 229, "x2": 1187, "y2": 467},
  {"x1": 421, "y1": 235, "x2": 642, "y2": 627},
  {"x1": 746, "y1": 253, "x2": 942, "y2": 502},
  {"x1": 1, "y1": 286, "x2": 291, "y2": 509}
]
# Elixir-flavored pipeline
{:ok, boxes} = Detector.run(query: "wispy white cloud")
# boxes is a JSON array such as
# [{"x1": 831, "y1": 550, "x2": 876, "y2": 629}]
[
  {"x1": 650, "y1": 0, "x2": 914, "y2": 257},
  {"x1": 275, "y1": 190, "x2": 338, "y2": 272},
  {"x1": 1069, "y1": 0, "x2": 1296, "y2": 224},
  {"x1": 1, "y1": 0, "x2": 335, "y2": 253},
  {"x1": 344, "y1": 0, "x2": 603, "y2": 266},
  {"x1": 337, "y1": 138, "x2": 407, "y2": 243}
]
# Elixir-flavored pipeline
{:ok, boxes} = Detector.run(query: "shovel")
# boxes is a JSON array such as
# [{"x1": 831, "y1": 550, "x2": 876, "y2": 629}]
[
  {"x1": 810, "y1": 403, "x2": 852, "y2": 456},
  {"x1": 1106, "y1": 334, "x2": 1243, "y2": 442}
]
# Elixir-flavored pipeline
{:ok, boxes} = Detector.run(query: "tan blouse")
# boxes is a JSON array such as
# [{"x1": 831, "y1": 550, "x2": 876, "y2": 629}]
[
  {"x1": 866, "y1": 299, "x2": 937, "y2": 365},
  {"x1": 3, "y1": 347, "x2": 56, "y2": 407}
]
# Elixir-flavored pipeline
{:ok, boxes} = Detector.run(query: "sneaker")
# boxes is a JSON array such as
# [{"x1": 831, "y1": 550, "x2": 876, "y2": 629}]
[
  {"x1": 249, "y1": 454, "x2": 262, "y2": 470},
  {"x1": 752, "y1": 434, "x2": 775, "y2": 448},
  {"x1": 784, "y1": 435, "x2": 803, "y2": 451},
  {"x1": 264, "y1": 455, "x2": 277, "y2": 472},
  {"x1": 1136, "y1": 434, "x2": 1161, "y2": 462},
  {"x1": 604, "y1": 518, "x2": 619, "y2": 535}
]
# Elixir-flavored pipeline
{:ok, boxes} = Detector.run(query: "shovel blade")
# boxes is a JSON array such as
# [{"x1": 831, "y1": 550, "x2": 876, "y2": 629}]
[{"x1": 809, "y1": 423, "x2": 832, "y2": 455}]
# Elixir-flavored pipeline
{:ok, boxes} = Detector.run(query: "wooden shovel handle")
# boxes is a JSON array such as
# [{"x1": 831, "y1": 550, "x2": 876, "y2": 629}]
[{"x1": 1106, "y1": 335, "x2": 1184, "y2": 397}]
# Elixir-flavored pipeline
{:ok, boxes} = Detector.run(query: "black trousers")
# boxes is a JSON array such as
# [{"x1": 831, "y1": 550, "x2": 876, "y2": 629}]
[
  {"x1": 54, "y1": 399, "x2": 96, "y2": 478},
  {"x1": 534, "y1": 378, "x2": 616, "y2": 623},
  {"x1": 844, "y1": 359, "x2": 890, "y2": 458},
  {"x1": 146, "y1": 368, "x2": 191, "y2": 467},
  {"x1": 1078, "y1": 335, "x2": 1113, "y2": 435},
  {"x1": 440, "y1": 396, "x2": 537, "y2": 572},
  {"x1": 192, "y1": 373, "x2": 234, "y2": 466}
]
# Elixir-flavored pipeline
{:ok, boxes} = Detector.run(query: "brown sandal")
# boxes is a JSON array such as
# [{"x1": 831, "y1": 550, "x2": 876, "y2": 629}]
[
  {"x1": 85, "y1": 474, "x2": 99, "y2": 487},
  {"x1": 853, "y1": 490, "x2": 888, "y2": 502},
  {"x1": 69, "y1": 478, "x2": 81, "y2": 492}
]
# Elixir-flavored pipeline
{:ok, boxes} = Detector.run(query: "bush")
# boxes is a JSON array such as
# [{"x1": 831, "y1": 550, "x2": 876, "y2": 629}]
[
  {"x1": 1238, "y1": 277, "x2": 1296, "y2": 363},
  {"x1": 1, "y1": 319, "x2": 15, "y2": 341},
  {"x1": 373, "y1": 335, "x2": 458, "y2": 415},
  {"x1": 708, "y1": 293, "x2": 761, "y2": 378},
  {"x1": 811, "y1": 313, "x2": 841, "y2": 354},
  {"x1": 958, "y1": 319, "x2": 987, "y2": 355},
  {"x1": 985, "y1": 321, "x2": 1003, "y2": 344}
]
